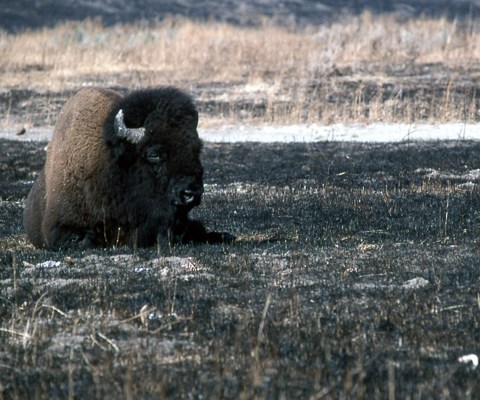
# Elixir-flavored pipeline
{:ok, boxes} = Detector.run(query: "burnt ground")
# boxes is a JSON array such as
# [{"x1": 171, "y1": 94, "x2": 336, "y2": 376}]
[{"x1": 1, "y1": 137, "x2": 479, "y2": 399}]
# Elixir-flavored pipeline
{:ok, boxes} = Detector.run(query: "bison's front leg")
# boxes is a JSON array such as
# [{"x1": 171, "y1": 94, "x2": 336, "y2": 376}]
[
  {"x1": 183, "y1": 219, "x2": 235, "y2": 244},
  {"x1": 44, "y1": 224, "x2": 98, "y2": 250},
  {"x1": 171, "y1": 213, "x2": 235, "y2": 244},
  {"x1": 204, "y1": 229, "x2": 236, "y2": 244}
]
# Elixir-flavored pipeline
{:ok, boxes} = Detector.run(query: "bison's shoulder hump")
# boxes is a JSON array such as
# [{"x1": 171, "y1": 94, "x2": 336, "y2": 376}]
[
  {"x1": 70, "y1": 88, "x2": 122, "y2": 107},
  {"x1": 51, "y1": 88, "x2": 123, "y2": 145},
  {"x1": 58, "y1": 88, "x2": 122, "y2": 123}
]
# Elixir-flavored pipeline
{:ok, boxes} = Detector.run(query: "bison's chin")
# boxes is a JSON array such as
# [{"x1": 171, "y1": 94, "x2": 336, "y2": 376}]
[
  {"x1": 171, "y1": 192, "x2": 202, "y2": 210},
  {"x1": 172, "y1": 200, "x2": 201, "y2": 212}
]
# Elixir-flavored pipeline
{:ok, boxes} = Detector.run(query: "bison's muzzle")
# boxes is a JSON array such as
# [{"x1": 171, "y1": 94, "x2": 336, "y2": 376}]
[{"x1": 171, "y1": 178, "x2": 203, "y2": 207}]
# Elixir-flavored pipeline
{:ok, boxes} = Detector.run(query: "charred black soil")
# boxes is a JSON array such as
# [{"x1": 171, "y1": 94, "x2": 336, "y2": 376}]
[{"x1": 1, "y1": 138, "x2": 479, "y2": 399}]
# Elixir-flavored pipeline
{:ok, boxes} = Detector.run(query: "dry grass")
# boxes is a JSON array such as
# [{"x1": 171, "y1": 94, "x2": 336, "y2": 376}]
[{"x1": 1, "y1": 12, "x2": 480, "y2": 124}]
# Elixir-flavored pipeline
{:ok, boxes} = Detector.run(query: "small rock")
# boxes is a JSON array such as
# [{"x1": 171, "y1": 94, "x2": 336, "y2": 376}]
[{"x1": 458, "y1": 354, "x2": 479, "y2": 369}]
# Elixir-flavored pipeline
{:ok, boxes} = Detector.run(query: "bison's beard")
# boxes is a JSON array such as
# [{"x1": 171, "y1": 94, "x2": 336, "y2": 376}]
[{"x1": 165, "y1": 207, "x2": 194, "y2": 245}]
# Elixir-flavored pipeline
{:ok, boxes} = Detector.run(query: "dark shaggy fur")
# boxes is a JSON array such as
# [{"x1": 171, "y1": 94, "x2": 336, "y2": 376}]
[{"x1": 23, "y1": 87, "x2": 233, "y2": 250}]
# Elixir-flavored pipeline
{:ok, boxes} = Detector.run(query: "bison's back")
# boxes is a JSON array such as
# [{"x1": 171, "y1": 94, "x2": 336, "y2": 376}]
[
  {"x1": 45, "y1": 88, "x2": 121, "y2": 183},
  {"x1": 24, "y1": 88, "x2": 122, "y2": 248}
]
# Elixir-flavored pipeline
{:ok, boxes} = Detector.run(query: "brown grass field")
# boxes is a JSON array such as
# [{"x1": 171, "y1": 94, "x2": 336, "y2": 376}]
[{"x1": 1, "y1": 12, "x2": 480, "y2": 128}]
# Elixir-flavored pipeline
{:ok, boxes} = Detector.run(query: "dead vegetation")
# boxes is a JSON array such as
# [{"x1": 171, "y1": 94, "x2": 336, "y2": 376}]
[
  {"x1": 1, "y1": 12, "x2": 480, "y2": 127},
  {"x1": 1, "y1": 138, "x2": 480, "y2": 399}
]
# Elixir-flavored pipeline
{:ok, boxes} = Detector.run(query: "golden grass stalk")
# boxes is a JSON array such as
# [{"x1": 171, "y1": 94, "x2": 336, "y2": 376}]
[{"x1": 0, "y1": 12, "x2": 479, "y2": 124}]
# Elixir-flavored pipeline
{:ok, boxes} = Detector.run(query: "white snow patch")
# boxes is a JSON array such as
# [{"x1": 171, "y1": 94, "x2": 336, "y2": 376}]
[
  {"x1": 199, "y1": 123, "x2": 480, "y2": 143},
  {"x1": 3, "y1": 123, "x2": 480, "y2": 143}
]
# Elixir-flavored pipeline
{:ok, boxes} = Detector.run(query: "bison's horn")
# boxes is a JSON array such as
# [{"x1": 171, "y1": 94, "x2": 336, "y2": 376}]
[{"x1": 114, "y1": 109, "x2": 145, "y2": 144}]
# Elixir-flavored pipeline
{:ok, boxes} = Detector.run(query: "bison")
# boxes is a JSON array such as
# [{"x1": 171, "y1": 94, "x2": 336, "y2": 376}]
[{"x1": 23, "y1": 87, "x2": 233, "y2": 250}]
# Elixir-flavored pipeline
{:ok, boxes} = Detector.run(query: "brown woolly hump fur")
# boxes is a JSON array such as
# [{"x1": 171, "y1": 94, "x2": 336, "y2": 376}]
[{"x1": 23, "y1": 87, "x2": 234, "y2": 250}]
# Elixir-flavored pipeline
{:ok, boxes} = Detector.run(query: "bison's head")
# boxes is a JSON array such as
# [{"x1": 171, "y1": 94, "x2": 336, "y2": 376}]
[{"x1": 104, "y1": 87, "x2": 204, "y2": 213}]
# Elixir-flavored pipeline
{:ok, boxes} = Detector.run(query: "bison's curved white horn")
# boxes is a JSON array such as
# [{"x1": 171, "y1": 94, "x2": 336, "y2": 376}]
[{"x1": 114, "y1": 109, "x2": 145, "y2": 144}]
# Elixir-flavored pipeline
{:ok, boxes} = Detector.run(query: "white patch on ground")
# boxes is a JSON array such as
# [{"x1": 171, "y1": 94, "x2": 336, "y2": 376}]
[
  {"x1": 199, "y1": 123, "x2": 480, "y2": 143},
  {"x1": 204, "y1": 182, "x2": 260, "y2": 195},
  {"x1": 47, "y1": 326, "x2": 185, "y2": 359},
  {"x1": 3, "y1": 123, "x2": 480, "y2": 143},
  {"x1": 22, "y1": 260, "x2": 65, "y2": 274},
  {"x1": 248, "y1": 253, "x2": 320, "y2": 288},
  {"x1": 416, "y1": 168, "x2": 480, "y2": 182},
  {"x1": 0, "y1": 127, "x2": 53, "y2": 141},
  {"x1": 27, "y1": 260, "x2": 62, "y2": 269},
  {"x1": 48, "y1": 333, "x2": 86, "y2": 352},
  {"x1": 20, "y1": 255, "x2": 213, "y2": 285},
  {"x1": 354, "y1": 277, "x2": 430, "y2": 291},
  {"x1": 458, "y1": 354, "x2": 479, "y2": 370},
  {"x1": 82, "y1": 254, "x2": 211, "y2": 282},
  {"x1": 21, "y1": 252, "x2": 428, "y2": 292},
  {"x1": 139, "y1": 256, "x2": 214, "y2": 282}
]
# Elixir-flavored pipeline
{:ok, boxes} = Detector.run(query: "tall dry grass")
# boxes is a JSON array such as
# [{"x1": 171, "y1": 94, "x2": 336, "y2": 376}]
[{"x1": 1, "y1": 12, "x2": 479, "y2": 124}]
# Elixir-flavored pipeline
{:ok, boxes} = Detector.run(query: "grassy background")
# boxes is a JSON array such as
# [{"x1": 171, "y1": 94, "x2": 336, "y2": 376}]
[{"x1": 1, "y1": 13, "x2": 480, "y2": 127}]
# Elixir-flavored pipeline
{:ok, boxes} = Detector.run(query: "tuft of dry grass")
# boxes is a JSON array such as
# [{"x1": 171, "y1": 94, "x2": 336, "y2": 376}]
[{"x1": 1, "y1": 12, "x2": 480, "y2": 125}]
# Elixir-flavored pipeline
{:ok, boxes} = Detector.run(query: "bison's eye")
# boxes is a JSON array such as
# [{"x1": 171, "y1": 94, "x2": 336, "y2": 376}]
[{"x1": 144, "y1": 146, "x2": 167, "y2": 164}]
